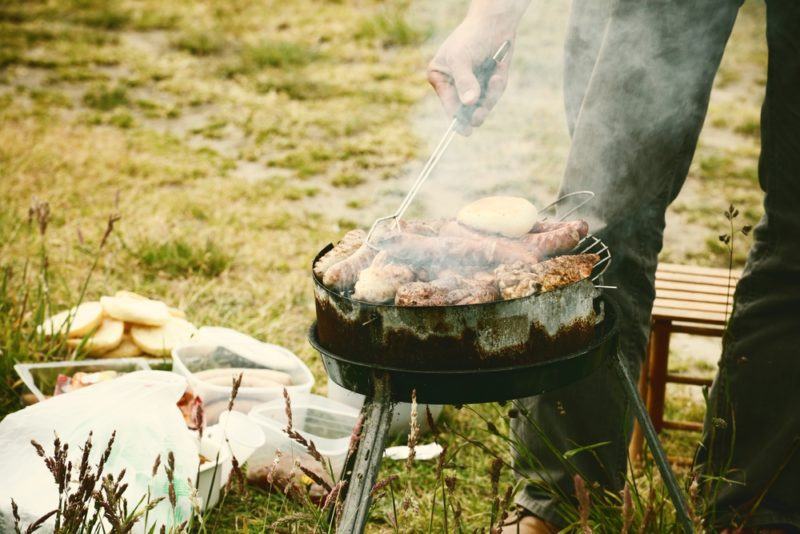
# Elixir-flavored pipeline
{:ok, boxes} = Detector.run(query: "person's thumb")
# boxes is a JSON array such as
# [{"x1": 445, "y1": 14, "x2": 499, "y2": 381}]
[{"x1": 449, "y1": 52, "x2": 480, "y2": 106}]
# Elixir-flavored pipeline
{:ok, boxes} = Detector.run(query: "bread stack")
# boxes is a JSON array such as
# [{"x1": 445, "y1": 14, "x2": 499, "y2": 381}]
[{"x1": 38, "y1": 291, "x2": 198, "y2": 358}]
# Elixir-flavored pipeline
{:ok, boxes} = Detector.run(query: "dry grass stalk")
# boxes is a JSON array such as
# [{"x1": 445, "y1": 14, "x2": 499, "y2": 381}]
[
  {"x1": 348, "y1": 413, "x2": 364, "y2": 455},
  {"x1": 573, "y1": 475, "x2": 592, "y2": 533},
  {"x1": 406, "y1": 389, "x2": 419, "y2": 471},
  {"x1": 281, "y1": 387, "x2": 324, "y2": 465},
  {"x1": 194, "y1": 401, "x2": 205, "y2": 439},
  {"x1": 227, "y1": 372, "x2": 243, "y2": 412},
  {"x1": 490, "y1": 486, "x2": 514, "y2": 534},
  {"x1": 639, "y1": 485, "x2": 656, "y2": 534},
  {"x1": 151, "y1": 454, "x2": 161, "y2": 478},
  {"x1": 99, "y1": 213, "x2": 120, "y2": 249},
  {"x1": 28, "y1": 199, "x2": 50, "y2": 236},
  {"x1": 425, "y1": 405, "x2": 440, "y2": 438},
  {"x1": 621, "y1": 484, "x2": 633, "y2": 534},
  {"x1": 266, "y1": 450, "x2": 283, "y2": 485},
  {"x1": 228, "y1": 455, "x2": 247, "y2": 494},
  {"x1": 14, "y1": 431, "x2": 165, "y2": 534},
  {"x1": 370, "y1": 474, "x2": 399, "y2": 498},
  {"x1": 300, "y1": 465, "x2": 332, "y2": 492},
  {"x1": 166, "y1": 451, "x2": 177, "y2": 510}
]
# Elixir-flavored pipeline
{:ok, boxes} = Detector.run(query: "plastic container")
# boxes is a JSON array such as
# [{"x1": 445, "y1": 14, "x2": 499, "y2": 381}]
[
  {"x1": 14, "y1": 358, "x2": 153, "y2": 403},
  {"x1": 213, "y1": 410, "x2": 266, "y2": 465},
  {"x1": 197, "y1": 437, "x2": 231, "y2": 511},
  {"x1": 172, "y1": 340, "x2": 313, "y2": 424},
  {"x1": 246, "y1": 393, "x2": 359, "y2": 480},
  {"x1": 327, "y1": 377, "x2": 443, "y2": 438}
]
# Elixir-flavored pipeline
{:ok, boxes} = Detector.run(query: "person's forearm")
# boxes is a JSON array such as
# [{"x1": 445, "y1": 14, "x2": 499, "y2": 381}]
[{"x1": 464, "y1": 0, "x2": 530, "y2": 34}]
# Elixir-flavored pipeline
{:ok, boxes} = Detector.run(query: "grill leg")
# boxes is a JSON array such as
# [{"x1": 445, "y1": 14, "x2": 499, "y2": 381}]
[
  {"x1": 336, "y1": 372, "x2": 395, "y2": 534},
  {"x1": 614, "y1": 348, "x2": 694, "y2": 533}
]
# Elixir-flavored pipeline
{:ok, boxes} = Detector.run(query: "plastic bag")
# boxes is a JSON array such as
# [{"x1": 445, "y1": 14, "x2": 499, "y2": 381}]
[{"x1": 0, "y1": 370, "x2": 199, "y2": 533}]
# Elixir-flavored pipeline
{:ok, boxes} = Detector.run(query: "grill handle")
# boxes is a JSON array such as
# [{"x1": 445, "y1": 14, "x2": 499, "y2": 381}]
[{"x1": 455, "y1": 40, "x2": 511, "y2": 125}]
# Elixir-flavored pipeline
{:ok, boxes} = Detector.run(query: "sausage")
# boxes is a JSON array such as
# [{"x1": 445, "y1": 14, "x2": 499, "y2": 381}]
[
  {"x1": 322, "y1": 244, "x2": 378, "y2": 292},
  {"x1": 530, "y1": 219, "x2": 589, "y2": 237},
  {"x1": 314, "y1": 229, "x2": 366, "y2": 278},
  {"x1": 521, "y1": 225, "x2": 584, "y2": 257}
]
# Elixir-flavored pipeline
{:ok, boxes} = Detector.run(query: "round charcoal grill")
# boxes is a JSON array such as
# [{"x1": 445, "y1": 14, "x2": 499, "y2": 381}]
[
  {"x1": 310, "y1": 295, "x2": 616, "y2": 404},
  {"x1": 313, "y1": 233, "x2": 612, "y2": 372},
  {"x1": 307, "y1": 241, "x2": 694, "y2": 534}
]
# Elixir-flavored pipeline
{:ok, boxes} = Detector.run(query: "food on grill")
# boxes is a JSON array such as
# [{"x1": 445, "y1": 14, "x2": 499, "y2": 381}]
[
  {"x1": 66, "y1": 317, "x2": 125, "y2": 356},
  {"x1": 398, "y1": 218, "x2": 445, "y2": 236},
  {"x1": 530, "y1": 219, "x2": 589, "y2": 236},
  {"x1": 37, "y1": 301, "x2": 104, "y2": 338},
  {"x1": 495, "y1": 254, "x2": 600, "y2": 299},
  {"x1": 384, "y1": 234, "x2": 538, "y2": 269},
  {"x1": 353, "y1": 251, "x2": 416, "y2": 303},
  {"x1": 313, "y1": 229, "x2": 366, "y2": 278},
  {"x1": 395, "y1": 272, "x2": 499, "y2": 306},
  {"x1": 322, "y1": 243, "x2": 378, "y2": 292},
  {"x1": 521, "y1": 221, "x2": 588, "y2": 258},
  {"x1": 314, "y1": 196, "x2": 597, "y2": 306},
  {"x1": 457, "y1": 196, "x2": 538, "y2": 238}
]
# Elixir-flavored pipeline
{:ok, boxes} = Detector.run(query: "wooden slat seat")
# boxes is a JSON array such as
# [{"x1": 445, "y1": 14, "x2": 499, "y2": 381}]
[{"x1": 630, "y1": 263, "x2": 742, "y2": 461}]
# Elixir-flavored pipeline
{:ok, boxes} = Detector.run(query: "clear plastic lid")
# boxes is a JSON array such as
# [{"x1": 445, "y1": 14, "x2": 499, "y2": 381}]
[
  {"x1": 249, "y1": 393, "x2": 359, "y2": 454},
  {"x1": 14, "y1": 358, "x2": 153, "y2": 402}
]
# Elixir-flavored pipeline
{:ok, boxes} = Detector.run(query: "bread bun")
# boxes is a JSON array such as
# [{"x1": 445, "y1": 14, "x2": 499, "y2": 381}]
[
  {"x1": 101, "y1": 295, "x2": 171, "y2": 326},
  {"x1": 457, "y1": 196, "x2": 538, "y2": 238},
  {"x1": 130, "y1": 317, "x2": 198, "y2": 357},
  {"x1": 37, "y1": 301, "x2": 104, "y2": 338},
  {"x1": 101, "y1": 334, "x2": 143, "y2": 358},
  {"x1": 67, "y1": 318, "x2": 124, "y2": 356}
]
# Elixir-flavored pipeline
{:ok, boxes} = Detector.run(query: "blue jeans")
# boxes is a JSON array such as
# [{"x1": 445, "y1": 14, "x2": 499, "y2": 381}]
[{"x1": 512, "y1": 0, "x2": 800, "y2": 528}]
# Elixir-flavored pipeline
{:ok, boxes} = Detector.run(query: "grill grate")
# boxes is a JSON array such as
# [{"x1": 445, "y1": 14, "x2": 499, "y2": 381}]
[{"x1": 576, "y1": 234, "x2": 611, "y2": 283}]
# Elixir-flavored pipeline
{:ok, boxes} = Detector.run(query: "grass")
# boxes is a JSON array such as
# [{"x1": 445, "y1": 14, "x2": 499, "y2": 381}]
[
  {"x1": 134, "y1": 237, "x2": 233, "y2": 278},
  {"x1": 83, "y1": 84, "x2": 129, "y2": 110},
  {"x1": 223, "y1": 40, "x2": 320, "y2": 77},
  {"x1": 173, "y1": 30, "x2": 226, "y2": 57},
  {"x1": 356, "y1": 11, "x2": 428, "y2": 47},
  {"x1": 0, "y1": 0, "x2": 769, "y2": 531}
]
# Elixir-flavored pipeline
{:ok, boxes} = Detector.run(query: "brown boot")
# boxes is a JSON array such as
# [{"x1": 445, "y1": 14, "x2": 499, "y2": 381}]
[{"x1": 501, "y1": 508, "x2": 559, "y2": 534}]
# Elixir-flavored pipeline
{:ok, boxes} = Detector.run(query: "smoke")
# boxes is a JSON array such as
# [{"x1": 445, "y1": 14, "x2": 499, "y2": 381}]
[
  {"x1": 398, "y1": 0, "x2": 738, "y2": 234},
  {"x1": 398, "y1": 0, "x2": 572, "y2": 222}
]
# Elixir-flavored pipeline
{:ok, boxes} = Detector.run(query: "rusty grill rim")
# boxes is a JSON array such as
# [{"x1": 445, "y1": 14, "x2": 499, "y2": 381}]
[{"x1": 308, "y1": 305, "x2": 614, "y2": 374}]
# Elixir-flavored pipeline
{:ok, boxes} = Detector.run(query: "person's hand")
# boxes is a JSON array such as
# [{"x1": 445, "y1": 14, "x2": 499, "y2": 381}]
[{"x1": 427, "y1": 19, "x2": 515, "y2": 135}]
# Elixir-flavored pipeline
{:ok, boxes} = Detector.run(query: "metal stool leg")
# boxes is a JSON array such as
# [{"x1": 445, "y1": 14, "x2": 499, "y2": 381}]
[
  {"x1": 614, "y1": 348, "x2": 694, "y2": 533},
  {"x1": 337, "y1": 372, "x2": 395, "y2": 534}
]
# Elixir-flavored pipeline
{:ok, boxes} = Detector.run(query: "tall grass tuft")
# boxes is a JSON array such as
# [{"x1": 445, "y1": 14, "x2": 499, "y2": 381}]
[
  {"x1": 134, "y1": 236, "x2": 232, "y2": 279},
  {"x1": 355, "y1": 11, "x2": 428, "y2": 47}
]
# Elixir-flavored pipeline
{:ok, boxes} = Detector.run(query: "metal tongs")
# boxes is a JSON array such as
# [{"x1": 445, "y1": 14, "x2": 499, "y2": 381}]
[{"x1": 365, "y1": 40, "x2": 513, "y2": 248}]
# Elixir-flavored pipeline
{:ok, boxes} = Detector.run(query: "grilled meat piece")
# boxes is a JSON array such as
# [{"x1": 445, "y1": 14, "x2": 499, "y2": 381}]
[
  {"x1": 322, "y1": 244, "x2": 378, "y2": 292},
  {"x1": 398, "y1": 219, "x2": 445, "y2": 236},
  {"x1": 395, "y1": 273, "x2": 499, "y2": 306},
  {"x1": 314, "y1": 229, "x2": 366, "y2": 278},
  {"x1": 386, "y1": 233, "x2": 538, "y2": 269},
  {"x1": 495, "y1": 253, "x2": 600, "y2": 299},
  {"x1": 353, "y1": 251, "x2": 416, "y2": 303},
  {"x1": 520, "y1": 222, "x2": 587, "y2": 258},
  {"x1": 530, "y1": 219, "x2": 589, "y2": 236}
]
